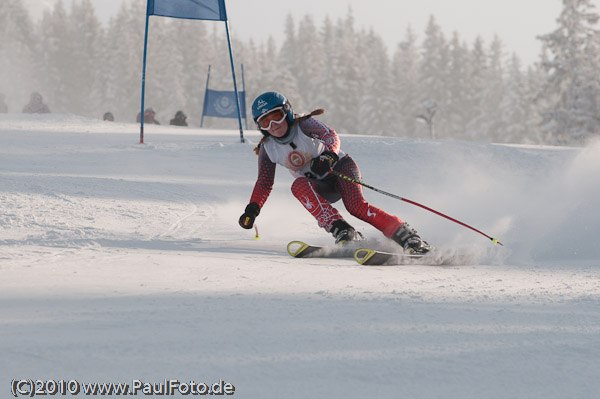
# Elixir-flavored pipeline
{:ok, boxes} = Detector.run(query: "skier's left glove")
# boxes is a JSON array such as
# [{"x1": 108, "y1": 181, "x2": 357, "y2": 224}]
[
  {"x1": 239, "y1": 202, "x2": 260, "y2": 229},
  {"x1": 310, "y1": 151, "x2": 339, "y2": 177}
]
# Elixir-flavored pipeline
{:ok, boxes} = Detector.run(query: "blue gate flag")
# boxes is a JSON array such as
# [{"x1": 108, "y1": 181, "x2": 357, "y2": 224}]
[
  {"x1": 203, "y1": 89, "x2": 246, "y2": 119},
  {"x1": 147, "y1": 0, "x2": 226, "y2": 21}
]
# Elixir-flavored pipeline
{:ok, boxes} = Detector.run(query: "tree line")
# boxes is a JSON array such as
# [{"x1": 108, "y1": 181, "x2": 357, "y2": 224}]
[{"x1": 1, "y1": 0, "x2": 599, "y2": 145}]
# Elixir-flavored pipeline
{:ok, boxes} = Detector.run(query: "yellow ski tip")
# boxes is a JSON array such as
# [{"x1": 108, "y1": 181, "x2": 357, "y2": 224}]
[
  {"x1": 287, "y1": 241, "x2": 310, "y2": 257},
  {"x1": 354, "y1": 248, "x2": 378, "y2": 265}
]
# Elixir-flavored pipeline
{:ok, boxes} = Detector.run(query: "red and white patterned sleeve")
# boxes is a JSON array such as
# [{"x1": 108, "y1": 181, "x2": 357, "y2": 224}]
[
  {"x1": 249, "y1": 145, "x2": 276, "y2": 208},
  {"x1": 299, "y1": 118, "x2": 341, "y2": 154}
]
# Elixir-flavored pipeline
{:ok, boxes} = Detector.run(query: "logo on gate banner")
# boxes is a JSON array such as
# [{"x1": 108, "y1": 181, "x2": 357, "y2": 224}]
[
  {"x1": 214, "y1": 95, "x2": 236, "y2": 116},
  {"x1": 202, "y1": 89, "x2": 246, "y2": 119}
]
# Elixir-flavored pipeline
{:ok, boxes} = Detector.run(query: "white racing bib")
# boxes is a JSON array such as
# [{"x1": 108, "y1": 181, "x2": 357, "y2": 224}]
[{"x1": 263, "y1": 124, "x2": 324, "y2": 178}]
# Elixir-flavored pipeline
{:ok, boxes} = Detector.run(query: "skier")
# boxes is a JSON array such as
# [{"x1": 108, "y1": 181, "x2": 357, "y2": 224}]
[{"x1": 238, "y1": 91, "x2": 431, "y2": 254}]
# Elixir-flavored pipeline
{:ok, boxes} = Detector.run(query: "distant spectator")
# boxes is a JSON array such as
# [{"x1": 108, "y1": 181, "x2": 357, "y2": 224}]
[
  {"x1": 22, "y1": 92, "x2": 50, "y2": 114},
  {"x1": 169, "y1": 110, "x2": 188, "y2": 126},
  {"x1": 136, "y1": 107, "x2": 160, "y2": 124},
  {"x1": 103, "y1": 112, "x2": 114, "y2": 121},
  {"x1": 0, "y1": 93, "x2": 8, "y2": 113}
]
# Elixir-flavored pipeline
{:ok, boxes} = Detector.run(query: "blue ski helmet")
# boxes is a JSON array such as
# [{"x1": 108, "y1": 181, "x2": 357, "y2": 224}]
[{"x1": 251, "y1": 91, "x2": 294, "y2": 126}]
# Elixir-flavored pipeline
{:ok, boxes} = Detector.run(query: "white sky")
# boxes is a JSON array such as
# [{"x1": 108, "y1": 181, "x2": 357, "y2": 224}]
[{"x1": 27, "y1": 0, "x2": 598, "y2": 66}]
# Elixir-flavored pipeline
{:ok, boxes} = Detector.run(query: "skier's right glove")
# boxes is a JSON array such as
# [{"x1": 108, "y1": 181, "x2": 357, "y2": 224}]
[{"x1": 239, "y1": 202, "x2": 260, "y2": 229}]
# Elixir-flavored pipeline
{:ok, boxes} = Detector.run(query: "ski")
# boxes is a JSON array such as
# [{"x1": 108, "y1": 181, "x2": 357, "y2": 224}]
[
  {"x1": 354, "y1": 248, "x2": 473, "y2": 266},
  {"x1": 286, "y1": 240, "x2": 358, "y2": 259},
  {"x1": 354, "y1": 248, "x2": 425, "y2": 265}
]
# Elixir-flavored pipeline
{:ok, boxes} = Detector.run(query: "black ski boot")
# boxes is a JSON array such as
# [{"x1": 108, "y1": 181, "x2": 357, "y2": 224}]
[
  {"x1": 391, "y1": 223, "x2": 432, "y2": 254},
  {"x1": 328, "y1": 219, "x2": 358, "y2": 245}
]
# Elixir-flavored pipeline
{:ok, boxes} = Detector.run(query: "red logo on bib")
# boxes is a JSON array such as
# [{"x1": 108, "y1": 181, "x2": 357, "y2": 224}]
[{"x1": 288, "y1": 151, "x2": 306, "y2": 168}]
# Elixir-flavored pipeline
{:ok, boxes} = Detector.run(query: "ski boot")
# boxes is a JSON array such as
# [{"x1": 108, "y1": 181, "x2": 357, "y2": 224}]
[
  {"x1": 328, "y1": 219, "x2": 360, "y2": 245},
  {"x1": 391, "y1": 223, "x2": 432, "y2": 254}
]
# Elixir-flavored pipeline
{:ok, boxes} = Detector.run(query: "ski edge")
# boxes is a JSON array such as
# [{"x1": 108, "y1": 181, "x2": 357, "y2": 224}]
[{"x1": 354, "y1": 248, "x2": 425, "y2": 266}]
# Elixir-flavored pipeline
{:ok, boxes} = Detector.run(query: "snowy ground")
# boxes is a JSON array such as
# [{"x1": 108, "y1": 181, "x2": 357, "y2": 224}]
[{"x1": 1, "y1": 114, "x2": 599, "y2": 398}]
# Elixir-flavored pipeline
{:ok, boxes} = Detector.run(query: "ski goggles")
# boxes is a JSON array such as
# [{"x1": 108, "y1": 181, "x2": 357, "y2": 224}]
[{"x1": 256, "y1": 106, "x2": 287, "y2": 130}]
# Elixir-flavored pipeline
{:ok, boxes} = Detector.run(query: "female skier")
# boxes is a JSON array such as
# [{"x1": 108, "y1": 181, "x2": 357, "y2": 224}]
[{"x1": 238, "y1": 91, "x2": 431, "y2": 254}]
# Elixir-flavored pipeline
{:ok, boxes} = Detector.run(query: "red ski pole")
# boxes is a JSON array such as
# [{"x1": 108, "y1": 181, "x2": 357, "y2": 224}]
[{"x1": 330, "y1": 169, "x2": 503, "y2": 246}]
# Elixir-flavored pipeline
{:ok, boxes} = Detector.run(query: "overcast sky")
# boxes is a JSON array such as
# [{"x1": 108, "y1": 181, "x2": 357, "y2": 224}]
[{"x1": 26, "y1": 0, "x2": 591, "y2": 66}]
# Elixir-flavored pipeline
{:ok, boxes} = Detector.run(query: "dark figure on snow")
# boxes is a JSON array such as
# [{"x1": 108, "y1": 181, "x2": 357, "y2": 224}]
[
  {"x1": 0, "y1": 93, "x2": 8, "y2": 113},
  {"x1": 136, "y1": 107, "x2": 160, "y2": 124},
  {"x1": 169, "y1": 110, "x2": 188, "y2": 126},
  {"x1": 238, "y1": 91, "x2": 432, "y2": 254},
  {"x1": 22, "y1": 92, "x2": 50, "y2": 114},
  {"x1": 103, "y1": 112, "x2": 114, "y2": 121}
]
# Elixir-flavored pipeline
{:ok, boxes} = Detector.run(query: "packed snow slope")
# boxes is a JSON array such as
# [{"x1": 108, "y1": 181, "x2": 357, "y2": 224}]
[{"x1": 1, "y1": 114, "x2": 599, "y2": 399}]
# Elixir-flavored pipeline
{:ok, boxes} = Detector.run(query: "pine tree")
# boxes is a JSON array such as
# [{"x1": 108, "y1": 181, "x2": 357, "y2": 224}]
[
  {"x1": 521, "y1": 58, "x2": 543, "y2": 144},
  {"x1": 464, "y1": 36, "x2": 488, "y2": 140},
  {"x1": 69, "y1": 0, "x2": 102, "y2": 116},
  {"x1": 238, "y1": 38, "x2": 261, "y2": 122},
  {"x1": 146, "y1": 17, "x2": 175, "y2": 123},
  {"x1": 329, "y1": 9, "x2": 361, "y2": 133},
  {"x1": 102, "y1": 4, "x2": 128, "y2": 121},
  {"x1": 295, "y1": 14, "x2": 323, "y2": 113},
  {"x1": 537, "y1": 0, "x2": 600, "y2": 144},
  {"x1": 446, "y1": 31, "x2": 471, "y2": 139},
  {"x1": 278, "y1": 14, "x2": 298, "y2": 76},
  {"x1": 37, "y1": 1, "x2": 73, "y2": 112},
  {"x1": 357, "y1": 29, "x2": 391, "y2": 136},
  {"x1": 419, "y1": 15, "x2": 448, "y2": 138},
  {"x1": 103, "y1": 0, "x2": 145, "y2": 121},
  {"x1": 498, "y1": 54, "x2": 532, "y2": 143},
  {"x1": 484, "y1": 35, "x2": 507, "y2": 142},
  {"x1": 175, "y1": 19, "x2": 210, "y2": 126},
  {"x1": 274, "y1": 14, "x2": 301, "y2": 109},
  {"x1": 391, "y1": 26, "x2": 421, "y2": 138},
  {"x1": 129, "y1": 0, "x2": 150, "y2": 120},
  {"x1": 0, "y1": 0, "x2": 36, "y2": 109},
  {"x1": 313, "y1": 16, "x2": 336, "y2": 127}
]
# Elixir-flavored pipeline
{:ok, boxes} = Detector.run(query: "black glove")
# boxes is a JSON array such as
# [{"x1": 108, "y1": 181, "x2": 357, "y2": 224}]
[
  {"x1": 310, "y1": 151, "x2": 339, "y2": 177},
  {"x1": 239, "y1": 202, "x2": 260, "y2": 229}
]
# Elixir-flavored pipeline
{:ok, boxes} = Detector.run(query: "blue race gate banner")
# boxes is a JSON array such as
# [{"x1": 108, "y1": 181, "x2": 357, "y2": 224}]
[
  {"x1": 140, "y1": 0, "x2": 246, "y2": 143},
  {"x1": 202, "y1": 89, "x2": 246, "y2": 119},
  {"x1": 147, "y1": 0, "x2": 226, "y2": 21}
]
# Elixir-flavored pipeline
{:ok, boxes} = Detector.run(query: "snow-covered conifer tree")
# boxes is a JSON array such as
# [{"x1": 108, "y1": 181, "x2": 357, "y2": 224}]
[
  {"x1": 356, "y1": 29, "x2": 391, "y2": 136},
  {"x1": 0, "y1": 0, "x2": 36, "y2": 108},
  {"x1": 537, "y1": 0, "x2": 600, "y2": 144},
  {"x1": 391, "y1": 26, "x2": 421, "y2": 138},
  {"x1": 37, "y1": 1, "x2": 72, "y2": 112},
  {"x1": 295, "y1": 15, "x2": 323, "y2": 112},
  {"x1": 464, "y1": 37, "x2": 488, "y2": 140},
  {"x1": 445, "y1": 32, "x2": 471, "y2": 139},
  {"x1": 419, "y1": 15, "x2": 449, "y2": 138},
  {"x1": 69, "y1": 0, "x2": 102, "y2": 116}
]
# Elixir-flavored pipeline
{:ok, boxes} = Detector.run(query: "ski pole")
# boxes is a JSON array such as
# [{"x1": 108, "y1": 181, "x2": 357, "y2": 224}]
[
  {"x1": 254, "y1": 224, "x2": 260, "y2": 240},
  {"x1": 330, "y1": 169, "x2": 503, "y2": 246}
]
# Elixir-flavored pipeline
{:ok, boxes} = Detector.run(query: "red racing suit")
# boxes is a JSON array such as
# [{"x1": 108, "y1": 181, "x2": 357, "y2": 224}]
[{"x1": 249, "y1": 117, "x2": 403, "y2": 237}]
